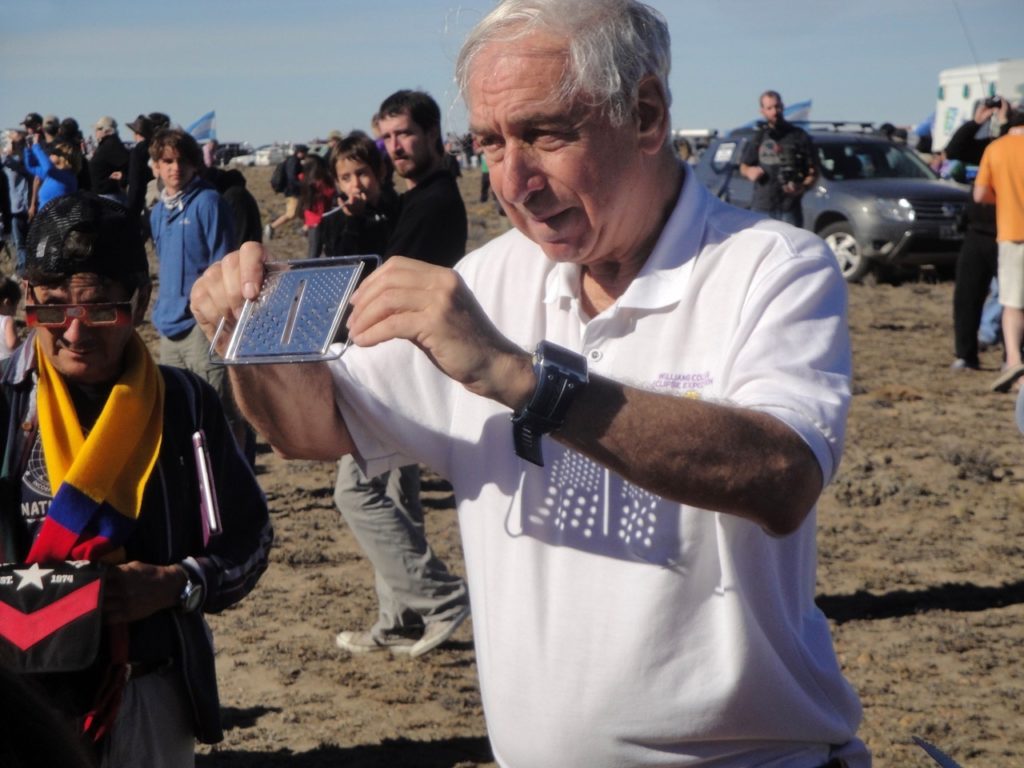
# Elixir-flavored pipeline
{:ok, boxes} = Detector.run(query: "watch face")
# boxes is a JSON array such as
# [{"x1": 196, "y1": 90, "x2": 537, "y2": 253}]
[
  {"x1": 539, "y1": 341, "x2": 588, "y2": 380},
  {"x1": 181, "y1": 581, "x2": 204, "y2": 612}
]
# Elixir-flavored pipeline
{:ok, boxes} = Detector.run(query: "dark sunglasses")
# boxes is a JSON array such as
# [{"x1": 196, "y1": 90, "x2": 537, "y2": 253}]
[{"x1": 25, "y1": 289, "x2": 136, "y2": 329}]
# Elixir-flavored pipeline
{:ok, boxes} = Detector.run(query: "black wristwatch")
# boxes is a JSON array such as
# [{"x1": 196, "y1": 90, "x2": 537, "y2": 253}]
[
  {"x1": 511, "y1": 341, "x2": 588, "y2": 466},
  {"x1": 178, "y1": 565, "x2": 204, "y2": 613}
]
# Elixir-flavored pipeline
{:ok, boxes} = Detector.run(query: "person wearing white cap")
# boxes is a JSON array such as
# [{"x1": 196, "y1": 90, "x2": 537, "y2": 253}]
[{"x1": 90, "y1": 116, "x2": 129, "y2": 204}]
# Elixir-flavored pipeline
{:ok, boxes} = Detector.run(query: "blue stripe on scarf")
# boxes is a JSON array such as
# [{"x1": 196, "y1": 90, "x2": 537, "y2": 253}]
[{"x1": 46, "y1": 484, "x2": 136, "y2": 544}]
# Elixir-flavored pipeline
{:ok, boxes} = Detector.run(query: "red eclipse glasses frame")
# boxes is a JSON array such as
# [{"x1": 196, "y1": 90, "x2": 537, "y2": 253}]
[{"x1": 24, "y1": 290, "x2": 136, "y2": 329}]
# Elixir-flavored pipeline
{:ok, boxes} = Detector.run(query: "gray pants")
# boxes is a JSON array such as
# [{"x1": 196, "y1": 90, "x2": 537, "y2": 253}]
[
  {"x1": 333, "y1": 456, "x2": 467, "y2": 637},
  {"x1": 100, "y1": 667, "x2": 195, "y2": 768}
]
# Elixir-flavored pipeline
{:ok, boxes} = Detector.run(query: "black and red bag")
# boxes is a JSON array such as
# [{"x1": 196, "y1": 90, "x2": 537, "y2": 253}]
[{"x1": 0, "y1": 560, "x2": 106, "y2": 674}]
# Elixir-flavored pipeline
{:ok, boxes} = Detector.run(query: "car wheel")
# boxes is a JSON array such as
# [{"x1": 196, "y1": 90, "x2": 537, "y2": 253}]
[{"x1": 819, "y1": 221, "x2": 872, "y2": 282}]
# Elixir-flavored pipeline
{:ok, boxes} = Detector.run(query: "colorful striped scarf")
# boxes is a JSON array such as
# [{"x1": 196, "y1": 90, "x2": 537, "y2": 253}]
[
  {"x1": 25, "y1": 331, "x2": 164, "y2": 741},
  {"x1": 27, "y1": 332, "x2": 164, "y2": 564}
]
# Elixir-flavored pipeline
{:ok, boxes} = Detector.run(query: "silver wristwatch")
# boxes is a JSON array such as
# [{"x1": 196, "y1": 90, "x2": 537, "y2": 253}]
[{"x1": 178, "y1": 566, "x2": 205, "y2": 613}]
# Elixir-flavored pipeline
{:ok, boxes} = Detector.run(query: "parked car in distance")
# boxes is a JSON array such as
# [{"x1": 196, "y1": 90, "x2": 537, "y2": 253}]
[
  {"x1": 214, "y1": 142, "x2": 252, "y2": 166},
  {"x1": 230, "y1": 143, "x2": 289, "y2": 168},
  {"x1": 693, "y1": 123, "x2": 970, "y2": 281},
  {"x1": 254, "y1": 144, "x2": 287, "y2": 166}
]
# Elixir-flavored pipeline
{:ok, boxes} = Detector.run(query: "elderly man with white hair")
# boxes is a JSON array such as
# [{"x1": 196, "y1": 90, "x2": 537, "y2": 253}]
[
  {"x1": 89, "y1": 115, "x2": 129, "y2": 204},
  {"x1": 191, "y1": 1, "x2": 869, "y2": 765}
]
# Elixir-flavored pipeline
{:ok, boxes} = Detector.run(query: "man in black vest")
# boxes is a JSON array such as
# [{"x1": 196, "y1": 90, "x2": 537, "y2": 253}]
[{"x1": 739, "y1": 90, "x2": 817, "y2": 227}]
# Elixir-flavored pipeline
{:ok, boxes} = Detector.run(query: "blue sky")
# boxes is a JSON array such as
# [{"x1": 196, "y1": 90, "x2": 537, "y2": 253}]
[{"x1": 2, "y1": 0, "x2": 1021, "y2": 147}]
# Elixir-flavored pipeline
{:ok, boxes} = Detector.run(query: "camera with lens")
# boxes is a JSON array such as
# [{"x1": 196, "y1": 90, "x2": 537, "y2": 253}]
[
  {"x1": 984, "y1": 96, "x2": 1003, "y2": 109},
  {"x1": 776, "y1": 144, "x2": 810, "y2": 188},
  {"x1": 777, "y1": 166, "x2": 803, "y2": 185}
]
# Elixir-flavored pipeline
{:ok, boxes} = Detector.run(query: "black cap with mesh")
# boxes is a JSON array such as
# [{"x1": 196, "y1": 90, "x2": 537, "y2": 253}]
[{"x1": 24, "y1": 192, "x2": 148, "y2": 287}]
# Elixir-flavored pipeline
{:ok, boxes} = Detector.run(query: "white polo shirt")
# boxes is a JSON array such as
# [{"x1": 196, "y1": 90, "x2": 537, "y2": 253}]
[{"x1": 329, "y1": 168, "x2": 867, "y2": 768}]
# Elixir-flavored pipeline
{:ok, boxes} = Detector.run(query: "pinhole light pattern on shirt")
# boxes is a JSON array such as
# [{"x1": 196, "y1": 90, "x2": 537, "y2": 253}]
[{"x1": 524, "y1": 445, "x2": 685, "y2": 568}]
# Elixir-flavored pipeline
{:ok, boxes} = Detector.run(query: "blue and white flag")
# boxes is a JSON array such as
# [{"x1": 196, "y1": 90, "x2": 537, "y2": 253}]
[
  {"x1": 783, "y1": 99, "x2": 812, "y2": 122},
  {"x1": 186, "y1": 110, "x2": 216, "y2": 142},
  {"x1": 914, "y1": 111, "x2": 935, "y2": 138}
]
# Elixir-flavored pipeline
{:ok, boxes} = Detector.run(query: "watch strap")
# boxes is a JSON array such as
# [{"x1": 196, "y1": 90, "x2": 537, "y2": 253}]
[{"x1": 511, "y1": 342, "x2": 588, "y2": 466}]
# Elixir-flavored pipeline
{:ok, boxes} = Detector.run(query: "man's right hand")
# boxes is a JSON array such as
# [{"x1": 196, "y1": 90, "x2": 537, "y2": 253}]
[
  {"x1": 189, "y1": 240, "x2": 354, "y2": 461},
  {"x1": 189, "y1": 240, "x2": 269, "y2": 352},
  {"x1": 740, "y1": 164, "x2": 765, "y2": 183}
]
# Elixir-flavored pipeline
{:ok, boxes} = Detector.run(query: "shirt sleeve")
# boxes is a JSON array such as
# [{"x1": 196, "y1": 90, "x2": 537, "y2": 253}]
[
  {"x1": 327, "y1": 339, "x2": 458, "y2": 480},
  {"x1": 721, "y1": 227, "x2": 852, "y2": 484}
]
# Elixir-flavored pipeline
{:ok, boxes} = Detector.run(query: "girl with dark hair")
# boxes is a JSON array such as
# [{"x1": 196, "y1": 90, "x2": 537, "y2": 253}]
[
  {"x1": 314, "y1": 132, "x2": 399, "y2": 258},
  {"x1": 300, "y1": 153, "x2": 337, "y2": 258}
]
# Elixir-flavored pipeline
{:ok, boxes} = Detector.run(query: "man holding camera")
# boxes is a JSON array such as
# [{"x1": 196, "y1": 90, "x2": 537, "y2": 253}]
[
  {"x1": 740, "y1": 90, "x2": 817, "y2": 227},
  {"x1": 948, "y1": 96, "x2": 1013, "y2": 373}
]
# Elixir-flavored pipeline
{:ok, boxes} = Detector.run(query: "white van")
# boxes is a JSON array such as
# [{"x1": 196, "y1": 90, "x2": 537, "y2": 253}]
[{"x1": 933, "y1": 59, "x2": 1024, "y2": 151}]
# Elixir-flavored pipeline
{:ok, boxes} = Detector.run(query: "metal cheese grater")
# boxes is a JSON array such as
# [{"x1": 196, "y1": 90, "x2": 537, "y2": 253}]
[{"x1": 209, "y1": 255, "x2": 379, "y2": 364}]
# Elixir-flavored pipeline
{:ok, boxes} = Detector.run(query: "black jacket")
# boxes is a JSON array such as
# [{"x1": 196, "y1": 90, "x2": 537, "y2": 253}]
[
  {"x1": 89, "y1": 134, "x2": 130, "y2": 196},
  {"x1": 945, "y1": 120, "x2": 999, "y2": 237},
  {"x1": 207, "y1": 167, "x2": 263, "y2": 245},
  {"x1": 386, "y1": 169, "x2": 467, "y2": 268},
  {"x1": 0, "y1": 336, "x2": 272, "y2": 743},
  {"x1": 125, "y1": 139, "x2": 153, "y2": 220},
  {"x1": 316, "y1": 187, "x2": 398, "y2": 257}
]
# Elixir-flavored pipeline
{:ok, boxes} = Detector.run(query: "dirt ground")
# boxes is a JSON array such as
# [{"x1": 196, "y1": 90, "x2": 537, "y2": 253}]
[{"x1": 186, "y1": 165, "x2": 1024, "y2": 768}]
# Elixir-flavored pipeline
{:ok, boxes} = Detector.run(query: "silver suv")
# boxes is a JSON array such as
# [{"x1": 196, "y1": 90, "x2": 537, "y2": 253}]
[{"x1": 694, "y1": 124, "x2": 970, "y2": 281}]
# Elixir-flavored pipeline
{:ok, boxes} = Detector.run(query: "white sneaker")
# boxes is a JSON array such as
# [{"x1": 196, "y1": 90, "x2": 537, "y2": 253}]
[
  {"x1": 263, "y1": 223, "x2": 273, "y2": 241},
  {"x1": 334, "y1": 629, "x2": 414, "y2": 655},
  {"x1": 407, "y1": 606, "x2": 470, "y2": 659}
]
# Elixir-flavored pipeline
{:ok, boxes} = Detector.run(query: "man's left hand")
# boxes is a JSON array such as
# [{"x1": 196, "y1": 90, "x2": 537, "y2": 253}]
[
  {"x1": 102, "y1": 561, "x2": 187, "y2": 624},
  {"x1": 346, "y1": 256, "x2": 535, "y2": 410}
]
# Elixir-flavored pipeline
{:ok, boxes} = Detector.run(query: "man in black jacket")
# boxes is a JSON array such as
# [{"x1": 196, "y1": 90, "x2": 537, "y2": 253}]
[
  {"x1": 1, "y1": 192, "x2": 271, "y2": 764},
  {"x1": 124, "y1": 114, "x2": 155, "y2": 230},
  {"x1": 948, "y1": 97, "x2": 1014, "y2": 371},
  {"x1": 331, "y1": 90, "x2": 469, "y2": 659},
  {"x1": 89, "y1": 116, "x2": 129, "y2": 203},
  {"x1": 377, "y1": 90, "x2": 468, "y2": 266},
  {"x1": 206, "y1": 166, "x2": 263, "y2": 245},
  {"x1": 739, "y1": 90, "x2": 817, "y2": 227}
]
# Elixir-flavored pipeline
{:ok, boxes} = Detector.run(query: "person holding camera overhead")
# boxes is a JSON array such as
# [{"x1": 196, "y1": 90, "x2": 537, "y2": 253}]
[{"x1": 740, "y1": 90, "x2": 817, "y2": 227}]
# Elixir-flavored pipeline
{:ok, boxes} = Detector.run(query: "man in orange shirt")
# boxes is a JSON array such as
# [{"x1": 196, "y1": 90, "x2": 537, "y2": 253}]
[{"x1": 976, "y1": 110, "x2": 1024, "y2": 392}]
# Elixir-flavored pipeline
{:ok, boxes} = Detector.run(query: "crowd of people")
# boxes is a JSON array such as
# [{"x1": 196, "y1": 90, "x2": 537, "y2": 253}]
[
  {"x1": 4, "y1": 0, "x2": 1023, "y2": 766},
  {"x1": 0, "y1": 84, "x2": 477, "y2": 765}
]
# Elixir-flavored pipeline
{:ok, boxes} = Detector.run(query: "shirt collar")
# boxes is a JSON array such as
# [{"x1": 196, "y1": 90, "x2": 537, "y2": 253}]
[{"x1": 542, "y1": 163, "x2": 709, "y2": 311}]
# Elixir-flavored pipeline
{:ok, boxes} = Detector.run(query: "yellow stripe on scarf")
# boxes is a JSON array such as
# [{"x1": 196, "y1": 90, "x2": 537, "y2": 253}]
[{"x1": 35, "y1": 332, "x2": 164, "y2": 519}]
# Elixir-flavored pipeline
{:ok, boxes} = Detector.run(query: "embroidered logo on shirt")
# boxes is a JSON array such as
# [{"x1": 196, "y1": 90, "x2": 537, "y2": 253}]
[{"x1": 653, "y1": 371, "x2": 712, "y2": 398}]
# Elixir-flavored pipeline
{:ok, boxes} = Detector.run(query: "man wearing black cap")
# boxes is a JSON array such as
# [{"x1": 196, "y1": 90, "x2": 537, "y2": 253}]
[
  {"x1": 21, "y1": 113, "x2": 42, "y2": 136},
  {"x1": 0, "y1": 191, "x2": 271, "y2": 765}
]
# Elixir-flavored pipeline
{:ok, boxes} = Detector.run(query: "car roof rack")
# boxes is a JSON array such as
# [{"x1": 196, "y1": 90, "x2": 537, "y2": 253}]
[{"x1": 792, "y1": 120, "x2": 880, "y2": 134}]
